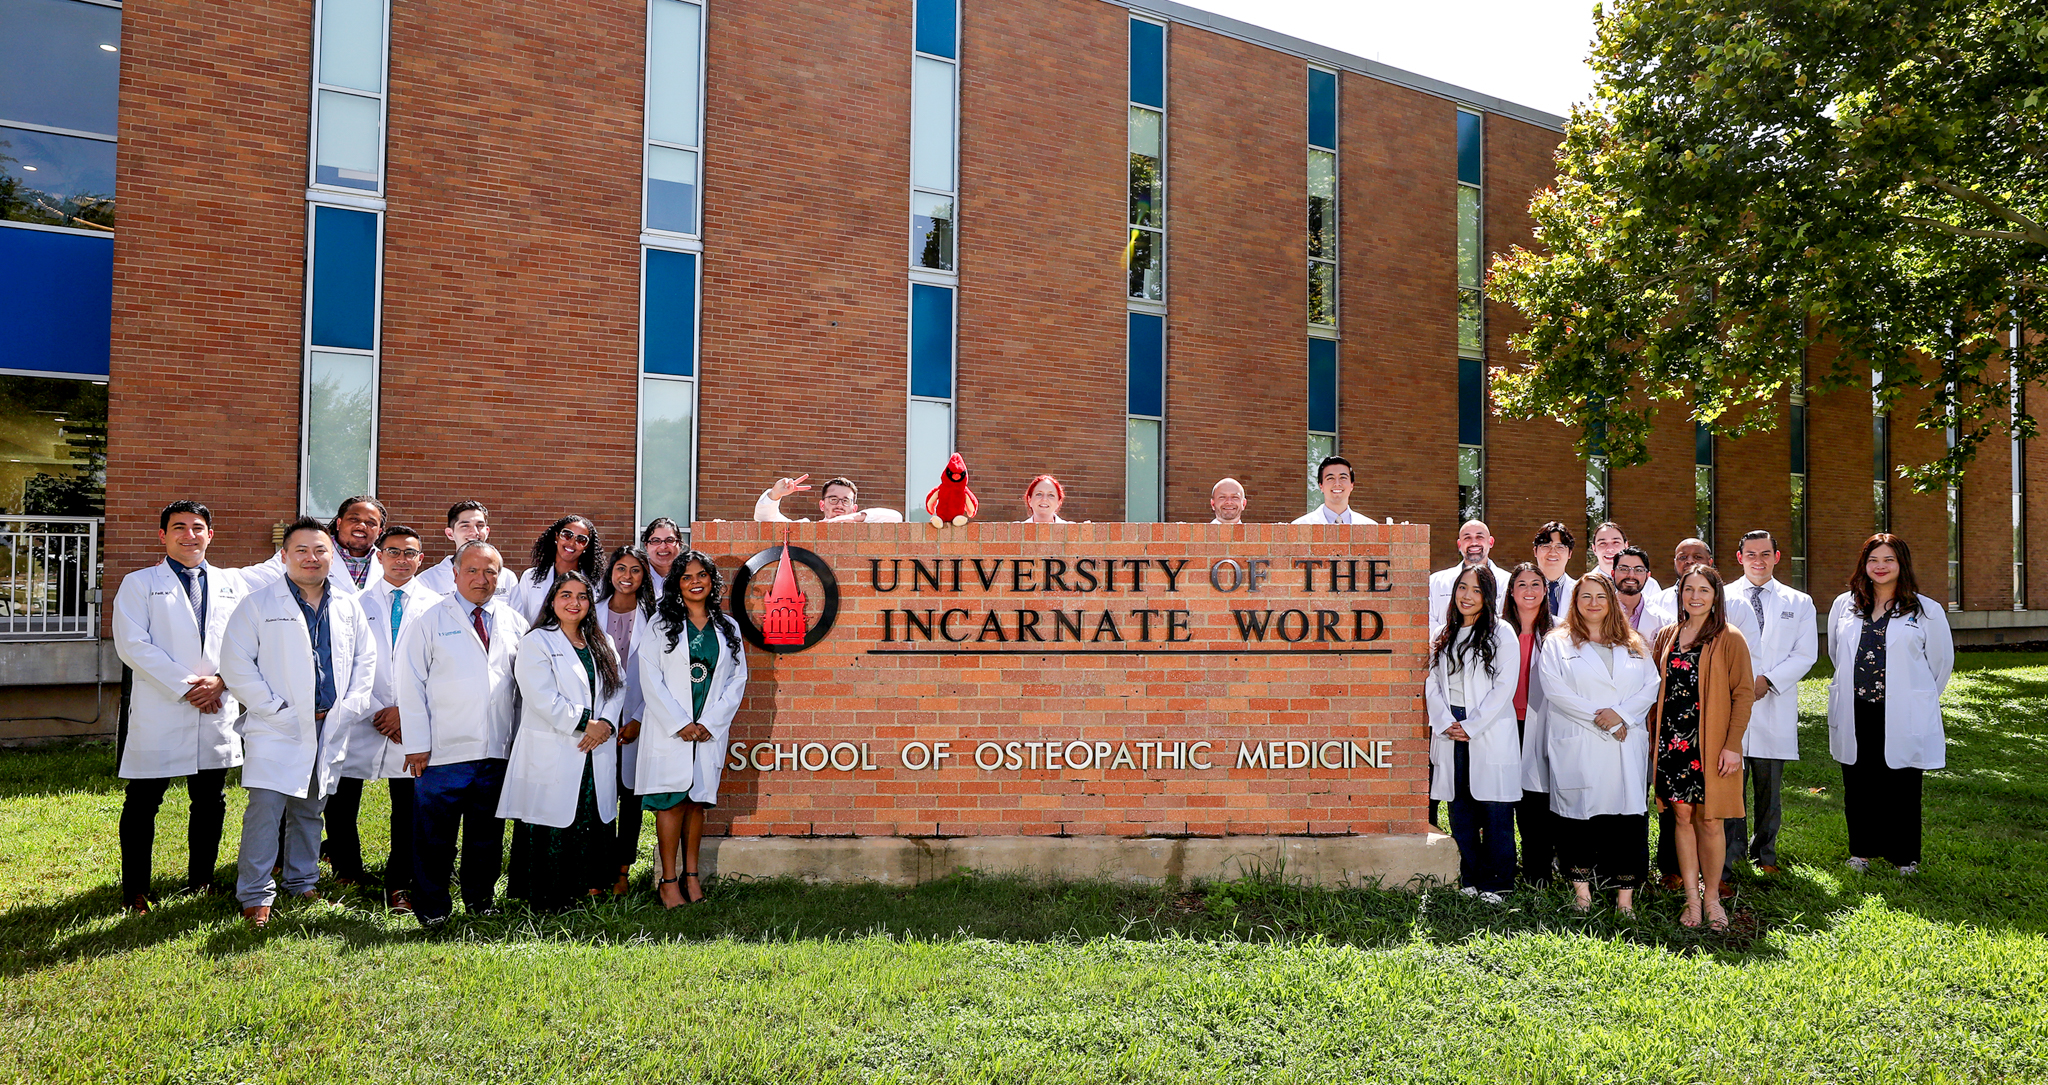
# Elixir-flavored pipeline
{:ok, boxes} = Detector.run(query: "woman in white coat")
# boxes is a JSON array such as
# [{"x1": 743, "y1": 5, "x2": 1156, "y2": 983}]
[
  {"x1": 1426, "y1": 565, "x2": 1522, "y2": 902},
  {"x1": 1828, "y1": 534, "x2": 1953, "y2": 875},
  {"x1": 598, "y1": 544, "x2": 657, "y2": 895},
  {"x1": 499, "y1": 572, "x2": 625, "y2": 911},
  {"x1": 511, "y1": 515, "x2": 603, "y2": 626},
  {"x1": 1539, "y1": 572, "x2": 1661, "y2": 915},
  {"x1": 1503, "y1": 562, "x2": 1559, "y2": 885},
  {"x1": 638, "y1": 550, "x2": 750, "y2": 909}
]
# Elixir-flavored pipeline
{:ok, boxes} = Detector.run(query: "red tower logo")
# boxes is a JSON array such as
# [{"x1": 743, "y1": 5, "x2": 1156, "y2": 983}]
[{"x1": 760, "y1": 538, "x2": 810, "y2": 647}]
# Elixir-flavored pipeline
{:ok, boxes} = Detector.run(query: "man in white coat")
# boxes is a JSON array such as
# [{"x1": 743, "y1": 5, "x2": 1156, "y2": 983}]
[
  {"x1": 415, "y1": 500, "x2": 518, "y2": 599},
  {"x1": 252, "y1": 495, "x2": 388, "y2": 598},
  {"x1": 110, "y1": 500, "x2": 288, "y2": 912},
  {"x1": 1721, "y1": 529, "x2": 1817, "y2": 878},
  {"x1": 218, "y1": 517, "x2": 378, "y2": 927},
  {"x1": 323, "y1": 524, "x2": 442, "y2": 910},
  {"x1": 1612, "y1": 546, "x2": 1670, "y2": 642},
  {"x1": 399, "y1": 540, "x2": 525, "y2": 926},
  {"x1": 1428, "y1": 520, "x2": 1510, "y2": 634},
  {"x1": 1292, "y1": 456, "x2": 1378, "y2": 524},
  {"x1": 1532, "y1": 521, "x2": 1577, "y2": 619},
  {"x1": 754, "y1": 474, "x2": 904, "y2": 523}
]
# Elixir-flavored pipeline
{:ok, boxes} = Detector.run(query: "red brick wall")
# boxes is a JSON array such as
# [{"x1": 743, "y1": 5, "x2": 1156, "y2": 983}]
[
  {"x1": 1959, "y1": 354, "x2": 2014, "y2": 611},
  {"x1": 956, "y1": 0, "x2": 1128, "y2": 526},
  {"x1": 105, "y1": 0, "x2": 312, "y2": 588},
  {"x1": 1888, "y1": 384, "x2": 1953, "y2": 605},
  {"x1": 1805, "y1": 346, "x2": 1872, "y2": 606},
  {"x1": 2030, "y1": 401, "x2": 2048, "y2": 611},
  {"x1": 1608, "y1": 401, "x2": 1697, "y2": 576},
  {"x1": 693, "y1": 521, "x2": 1431, "y2": 838},
  {"x1": 1714, "y1": 395, "x2": 1792, "y2": 578}
]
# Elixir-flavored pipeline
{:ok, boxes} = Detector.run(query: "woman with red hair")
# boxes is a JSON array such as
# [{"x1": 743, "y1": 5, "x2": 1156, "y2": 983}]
[{"x1": 1019, "y1": 475, "x2": 1073, "y2": 524}]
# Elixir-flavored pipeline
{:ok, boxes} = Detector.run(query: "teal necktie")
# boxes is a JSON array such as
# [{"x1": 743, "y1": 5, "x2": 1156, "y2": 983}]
[{"x1": 390, "y1": 589, "x2": 406, "y2": 642}]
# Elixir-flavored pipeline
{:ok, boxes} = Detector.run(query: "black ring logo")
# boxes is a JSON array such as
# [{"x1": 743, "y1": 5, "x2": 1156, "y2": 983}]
[{"x1": 728, "y1": 545, "x2": 840, "y2": 653}]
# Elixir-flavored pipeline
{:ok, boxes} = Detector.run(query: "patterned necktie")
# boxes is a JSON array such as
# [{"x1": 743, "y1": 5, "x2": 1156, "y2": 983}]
[
  {"x1": 471, "y1": 605, "x2": 490, "y2": 652},
  {"x1": 390, "y1": 589, "x2": 406, "y2": 643},
  {"x1": 1750, "y1": 585, "x2": 1767, "y2": 631},
  {"x1": 180, "y1": 565, "x2": 202, "y2": 620},
  {"x1": 1547, "y1": 579, "x2": 1562, "y2": 613}
]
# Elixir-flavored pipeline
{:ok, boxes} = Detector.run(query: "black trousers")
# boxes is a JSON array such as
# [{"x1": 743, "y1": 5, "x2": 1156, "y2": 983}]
[
  {"x1": 1656, "y1": 806, "x2": 1679, "y2": 877},
  {"x1": 1514, "y1": 717, "x2": 1559, "y2": 884},
  {"x1": 324, "y1": 776, "x2": 417, "y2": 889},
  {"x1": 1559, "y1": 812, "x2": 1648, "y2": 889},
  {"x1": 412, "y1": 759, "x2": 506, "y2": 922},
  {"x1": 615, "y1": 759, "x2": 643, "y2": 873},
  {"x1": 1842, "y1": 699, "x2": 1923, "y2": 866},
  {"x1": 119, "y1": 770, "x2": 229, "y2": 900}
]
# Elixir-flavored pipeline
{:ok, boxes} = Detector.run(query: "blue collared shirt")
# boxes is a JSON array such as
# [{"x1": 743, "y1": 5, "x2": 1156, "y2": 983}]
[
  {"x1": 167, "y1": 555, "x2": 209, "y2": 631},
  {"x1": 287, "y1": 579, "x2": 337, "y2": 717}
]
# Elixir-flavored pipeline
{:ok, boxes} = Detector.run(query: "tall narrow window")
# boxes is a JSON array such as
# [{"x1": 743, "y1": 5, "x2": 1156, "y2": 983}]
[
  {"x1": 1873, "y1": 371, "x2": 1890, "y2": 533},
  {"x1": 2013, "y1": 317, "x2": 2027, "y2": 610},
  {"x1": 904, "y1": 0, "x2": 959, "y2": 519},
  {"x1": 1126, "y1": 18, "x2": 1165, "y2": 303},
  {"x1": 302, "y1": 0, "x2": 388, "y2": 514},
  {"x1": 1946, "y1": 397, "x2": 1961, "y2": 609},
  {"x1": 1306, "y1": 337, "x2": 1337, "y2": 510},
  {"x1": 1585, "y1": 418, "x2": 1609, "y2": 567},
  {"x1": 1695, "y1": 421, "x2": 1716, "y2": 545},
  {"x1": 1788, "y1": 384, "x2": 1808, "y2": 590},
  {"x1": 1307, "y1": 67, "x2": 1337, "y2": 327},
  {"x1": 1127, "y1": 312, "x2": 1164, "y2": 521},
  {"x1": 637, "y1": 0, "x2": 706, "y2": 528},
  {"x1": 1459, "y1": 358, "x2": 1485, "y2": 522},
  {"x1": 1456, "y1": 109, "x2": 1483, "y2": 357}
]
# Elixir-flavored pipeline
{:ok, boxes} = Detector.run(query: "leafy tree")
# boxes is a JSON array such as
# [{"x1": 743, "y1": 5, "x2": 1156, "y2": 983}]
[{"x1": 1489, "y1": 0, "x2": 2047, "y2": 488}]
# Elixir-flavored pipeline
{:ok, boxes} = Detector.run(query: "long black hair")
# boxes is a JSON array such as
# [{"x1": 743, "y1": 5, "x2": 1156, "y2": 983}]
[
  {"x1": 531, "y1": 570, "x2": 623, "y2": 698},
  {"x1": 1430, "y1": 564, "x2": 1500, "y2": 678},
  {"x1": 658, "y1": 549, "x2": 742, "y2": 660},
  {"x1": 597, "y1": 545, "x2": 657, "y2": 618},
  {"x1": 527, "y1": 515, "x2": 602, "y2": 585},
  {"x1": 1501, "y1": 561, "x2": 1554, "y2": 638}
]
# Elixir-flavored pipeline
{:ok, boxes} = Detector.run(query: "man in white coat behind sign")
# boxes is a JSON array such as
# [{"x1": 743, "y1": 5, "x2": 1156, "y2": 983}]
[
  {"x1": 1428, "y1": 520, "x2": 1511, "y2": 636},
  {"x1": 110, "y1": 500, "x2": 288, "y2": 912},
  {"x1": 1721, "y1": 529, "x2": 1817, "y2": 878},
  {"x1": 218, "y1": 518, "x2": 378, "y2": 927}
]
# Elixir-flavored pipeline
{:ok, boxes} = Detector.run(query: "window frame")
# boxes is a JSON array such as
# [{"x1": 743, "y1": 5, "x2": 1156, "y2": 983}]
[
  {"x1": 298, "y1": 200, "x2": 383, "y2": 515},
  {"x1": 306, "y1": 0, "x2": 391, "y2": 198},
  {"x1": 1126, "y1": 15, "x2": 1167, "y2": 307},
  {"x1": 1306, "y1": 64, "x2": 1339, "y2": 330},
  {"x1": 909, "y1": 0, "x2": 960, "y2": 274},
  {"x1": 634, "y1": 242, "x2": 704, "y2": 529},
  {"x1": 640, "y1": 0, "x2": 708, "y2": 244}
]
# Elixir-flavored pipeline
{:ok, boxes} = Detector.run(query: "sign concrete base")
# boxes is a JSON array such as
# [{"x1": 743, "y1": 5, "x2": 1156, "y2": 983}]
[{"x1": 698, "y1": 833, "x2": 1461, "y2": 891}]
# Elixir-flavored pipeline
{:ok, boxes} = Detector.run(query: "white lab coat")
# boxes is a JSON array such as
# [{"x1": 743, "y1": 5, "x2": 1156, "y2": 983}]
[
  {"x1": 397, "y1": 594, "x2": 524, "y2": 766},
  {"x1": 510, "y1": 568, "x2": 561, "y2": 627},
  {"x1": 414, "y1": 556, "x2": 518, "y2": 601},
  {"x1": 607, "y1": 605, "x2": 656, "y2": 791},
  {"x1": 1546, "y1": 574, "x2": 1578, "y2": 621},
  {"x1": 754, "y1": 489, "x2": 905, "y2": 523},
  {"x1": 340, "y1": 577, "x2": 444, "y2": 780},
  {"x1": 1512, "y1": 627, "x2": 1555, "y2": 792},
  {"x1": 1426, "y1": 562, "x2": 1511, "y2": 635},
  {"x1": 109, "y1": 557, "x2": 287, "y2": 779},
  {"x1": 1538, "y1": 632, "x2": 1661, "y2": 819},
  {"x1": 1425, "y1": 618, "x2": 1523, "y2": 804},
  {"x1": 1290, "y1": 506, "x2": 1377, "y2": 525},
  {"x1": 1624, "y1": 594, "x2": 1671, "y2": 642},
  {"x1": 216, "y1": 578, "x2": 378, "y2": 799},
  {"x1": 497, "y1": 627, "x2": 626, "y2": 828},
  {"x1": 1825, "y1": 593, "x2": 1953, "y2": 770},
  {"x1": 636, "y1": 612, "x2": 749, "y2": 804},
  {"x1": 258, "y1": 547, "x2": 383, "y2": 597},
  {"x1": 1725, "y1": 578, "x2": 1819, "y2": 760}
]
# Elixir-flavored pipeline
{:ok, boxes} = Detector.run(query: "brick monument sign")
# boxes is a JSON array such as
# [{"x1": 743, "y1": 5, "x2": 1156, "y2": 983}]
[{"x1": 688, "y1": 520, "x2": 1455, "y2": 887}]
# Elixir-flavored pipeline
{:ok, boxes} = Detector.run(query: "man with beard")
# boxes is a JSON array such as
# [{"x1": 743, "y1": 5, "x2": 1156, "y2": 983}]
[
  {"x1": 1428, "y1": 520, "x2": 1510, "y2": 635},
  {"x1": 1651, "y1": 537, "x2": 1715, "y2": 623},
  {"x1": 1611, "y1": 546, "x2": 1669, "y2": 641}
]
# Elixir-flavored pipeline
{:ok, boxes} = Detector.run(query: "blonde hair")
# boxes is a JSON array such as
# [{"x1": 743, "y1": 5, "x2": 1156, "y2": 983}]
[{"x1": 1557, "y1": 571, "x2": 1646, "y2": 656}]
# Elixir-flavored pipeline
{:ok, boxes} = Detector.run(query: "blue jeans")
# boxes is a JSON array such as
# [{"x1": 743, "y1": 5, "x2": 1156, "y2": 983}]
[
  {"x1": 1447, "y1": 706, "x2": 1518, "y2": 893},
  {"x1": 411, "y1": 759, "x2": 506, "y2": 922}
]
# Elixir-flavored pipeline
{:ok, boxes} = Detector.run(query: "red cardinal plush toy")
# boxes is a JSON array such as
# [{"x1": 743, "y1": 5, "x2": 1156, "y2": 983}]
[{"x1": 924, "y1": 452, "x2": 979, "y2": 529}]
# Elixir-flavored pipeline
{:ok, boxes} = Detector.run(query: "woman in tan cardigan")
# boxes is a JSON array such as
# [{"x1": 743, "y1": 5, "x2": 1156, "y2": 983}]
[{"x1": 1649, "y1": 564, "x2": 1755, "y2": 930}]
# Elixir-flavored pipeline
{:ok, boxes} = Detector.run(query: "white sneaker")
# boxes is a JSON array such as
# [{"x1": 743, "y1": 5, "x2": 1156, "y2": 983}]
[
  {"x1": 1459, "y1": 885, "x2": 1479, "y2": 897},
  {"x1": 1897, "y1": 862, "x2": 1919, "y2": 876},
  {"x1": 1845, "y1": 857, "x2": 1869, "y2": 873},
  {"x1": 1478, "y1": 891, "x2": 1506, "y2": 905}
]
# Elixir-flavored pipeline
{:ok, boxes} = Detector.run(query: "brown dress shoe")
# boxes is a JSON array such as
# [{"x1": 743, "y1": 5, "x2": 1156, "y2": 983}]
[
  {"x1": 297, "y1": 889, "x2": 322, "y2": 903},
  {"x1": 1756, "y1": 864, "x2": 1782, "y2": 875},
  {"x1": 385, "y1": 890, "x2": 413, "y2": 915},
  {"x1": 1660, "y1": 874, "x2": 1685, "y2": 893},
  {"x1": 1718, "y1": 881, "x2": 1736, "y2": 899},
  {"x1": 125, "y1": 894, "x2": 152, "y2": 915},
  {"x1": 242, "y1": 905, "x2": 272, "y2": 928}
]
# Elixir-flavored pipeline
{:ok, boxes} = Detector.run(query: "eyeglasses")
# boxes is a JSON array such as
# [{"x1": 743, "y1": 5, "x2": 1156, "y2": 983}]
[
  {"x1": 646, "y1": 537, "x2": 681, "y2": 548},
  {"x1": 380, "y1": 548, "x2": 424, "y2": 559},
  {"x1": 558, "y1": 530, "x2": 591, "y2": 545}
]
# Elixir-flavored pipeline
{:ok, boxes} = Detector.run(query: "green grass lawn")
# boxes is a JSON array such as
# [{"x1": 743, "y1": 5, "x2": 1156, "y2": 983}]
[{"x1": 2, "y1": 655, "x2": 2045, "y2": 1083}]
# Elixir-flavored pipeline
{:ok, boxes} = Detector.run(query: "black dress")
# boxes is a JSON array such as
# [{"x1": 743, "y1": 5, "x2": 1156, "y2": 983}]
[{"x1": 1655, "y1": 642, "x2": 1706, "y2": 805}]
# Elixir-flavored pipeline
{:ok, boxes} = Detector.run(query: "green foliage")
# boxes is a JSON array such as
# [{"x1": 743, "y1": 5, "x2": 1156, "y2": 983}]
[{"x1": 1490, "y1": 0, "x2": 2048, "y2": 489}]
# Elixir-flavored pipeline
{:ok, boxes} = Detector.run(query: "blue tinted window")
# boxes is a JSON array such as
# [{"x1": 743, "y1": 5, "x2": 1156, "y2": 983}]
[
  {"x1": 1129, "y1": 19, "x2": 1164, "y2": 109},
  {"x1": 1458, "y1": 357, "x2": 1484, "y2": 446},
  {"x1": 1695, "y1": 421, "x2": 1714, "y2": 466},
  {"x1": 910, "y1": 283, "x2": 953, "y2": 399},
  {"x1": 310, "y1": 205, "x2": 377, "y2": 350},
  {"x1": 915, "y1": 0, "x2": 956, "y2": 59},
  {"x1": 642, "y1": 248, "x2": 697, "y2": 376},
  {"x1": 1308, "y1": 68, "x2": 1337, "y2": 150},
  {"x1": 1789, "y1": 404, "x2": 1807, "y2": 475},
  {"x1": 1308, "y1": 338, "x2": 1337, "y2": 433},
  {"x1": 1128, "y1": 312, "x2": 1163, "y2": 418},
  {"x1": 0, "y1": 127, "x2": 116, "y2": 228},
  {"x1": 1456, "y1": 110, "x2": 1481, "y2": 187},
  {"x1": 0, "y1": 224, "x2": 111, "y2": 377},
  {"x1": 0, "y1": 0, "x2": 122, "y2": 135}
]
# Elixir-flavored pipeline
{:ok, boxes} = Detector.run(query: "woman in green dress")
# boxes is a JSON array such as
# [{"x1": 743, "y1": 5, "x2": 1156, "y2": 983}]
[
  {"x1": 637, "y1": 550, "x2": 749, "y2": 908},
  {"x1": 499, "y1": 572, "x2": 626, "y2": 911}
]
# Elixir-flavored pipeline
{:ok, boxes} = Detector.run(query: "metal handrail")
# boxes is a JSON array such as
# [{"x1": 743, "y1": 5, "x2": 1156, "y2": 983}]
[{"x1": 0, "y1": 515, "x2": 103, "y2": 641}]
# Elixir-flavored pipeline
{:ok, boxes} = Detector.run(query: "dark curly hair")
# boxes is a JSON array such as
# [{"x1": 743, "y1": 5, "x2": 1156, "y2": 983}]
[
  {"x1": 657, "y1": 549, "x2": 741, "y2": 660},
  {"x1": 1430, "y1": 563, "x2": 1500, "y2": 679},
  {"x1": 597, "y1": 545, "x2": 657, "y2": 618},
  {"x1": 526, "y1": 515, "x2": 602, "y2": 586},
  {"x1": 530, "y1": 571, "x2": 623, "y2": 698}
]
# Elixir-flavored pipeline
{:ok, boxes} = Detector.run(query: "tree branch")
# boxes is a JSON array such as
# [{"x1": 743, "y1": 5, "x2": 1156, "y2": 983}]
[
  {"x1": 1913, "y1": 175, "x2": 2048, "y2": 246},
  {"x1": 1897, "y1": 216, "x2": 2041, "y2": 243}
]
